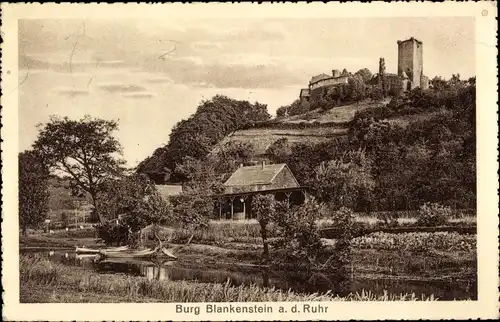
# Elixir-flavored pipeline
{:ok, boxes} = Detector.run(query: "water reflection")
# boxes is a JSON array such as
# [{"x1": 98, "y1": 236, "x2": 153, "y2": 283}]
[{"x1": 28, "y1": 249, "x2": 477, "y2": 300}]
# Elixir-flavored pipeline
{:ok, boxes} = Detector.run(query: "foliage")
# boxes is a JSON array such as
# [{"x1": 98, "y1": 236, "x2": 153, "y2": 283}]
[
  {"x1": 346, "y1": 78, "x2": 476, "y2": 211},
  {"x1": 19, "y1": 151, "x2": 50, "y2": 234},
  {"x1": 96, "y1": 174, "x2": 174, "y2": 246},
  {"x1": 137, "y1": 95, "x2": 270, "y2": 183},
  {"x1": 170, "y1": 192, "x2": 212, "y2": 232},
  {"x1": 351, "y1": 231, "x2": 476, "y2": 252},
  {"x1": 272, "y1": 197, "x2": 327, "y2": 269},
  {"x1": 276, "y1": 99, "x2": 310, "y2": 117},
  {"x1": 327, "y1": 207, "x2": 356, "y2": 292},
  {"x1": 252, "y1": 194, "x2": 277, "y2": 260},
  {"x1": 354, "y1": 68, "x2": 373, "y2": 84},
  {"x1": 348, "y1": 74, "x2": 366, "y2": 102},
  {"x1": 416, "y1": 203, "x2": 450, "y2": 227},
  {"x1": 32, "y1": 115, "x2": 126, "y2": 224},
  {"x1": 313, "y1": 150, "x2": 375, "y2": 211},
  {"x1": 265, "y1": 138, "x2": 293, "y2": 164}
]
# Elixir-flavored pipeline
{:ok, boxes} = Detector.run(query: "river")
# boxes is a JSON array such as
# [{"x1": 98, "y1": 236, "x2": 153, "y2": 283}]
[{"x1": 21, "y1": 248, "x2": 476, "y2": 300}]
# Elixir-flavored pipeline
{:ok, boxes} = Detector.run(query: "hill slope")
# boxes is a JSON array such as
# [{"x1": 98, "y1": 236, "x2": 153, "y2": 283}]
[{"x1": 210, "y1": 99, "x2": 391, "y2": 157}]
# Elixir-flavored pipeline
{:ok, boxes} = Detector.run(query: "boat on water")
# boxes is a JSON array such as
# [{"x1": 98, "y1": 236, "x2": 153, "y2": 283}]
[
  {"x1": 99, "y1": 247, "x2": 158, "y2": 259},
  {"x1": 99, "y1": 247, "x2": 178, "y2": 260},
  {"x1": 75, "y1": 245, "x2": 129, "y2": 254}
]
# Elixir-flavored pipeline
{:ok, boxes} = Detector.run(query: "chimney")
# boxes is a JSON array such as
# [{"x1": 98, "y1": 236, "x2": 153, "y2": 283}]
[
  {"x1": 332, "y1": 69, "x2": 340, "y2": 78},
  {"x1": 261, "y1": 161, "x2": 265, "y2": 169}
]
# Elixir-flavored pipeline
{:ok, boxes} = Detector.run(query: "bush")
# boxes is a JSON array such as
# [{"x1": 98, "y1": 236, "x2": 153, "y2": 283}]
[
  {"x1": 272, "y1": 198, "x2": 329, "y2": 270},
  {"x1": 416, "y1": 203, "x2": 450, "y2": 227}
]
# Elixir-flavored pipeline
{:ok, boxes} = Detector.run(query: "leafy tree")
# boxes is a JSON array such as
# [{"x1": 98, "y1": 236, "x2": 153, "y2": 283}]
[
  {"x1": 276, "y1": 99, "x2": 309, "y2": 117},
  {"x1": 348, "y1": 74, "x2": 366, "y2": 103},
  {"x1": 169, "y1": 192, "x2": 212, "y2": 243},
  {"x1": 97, "y1": 174, "x2": 174, "y2": 246},
  {"x1": 430, "y1": 76, "x2": 448, "y2": 91},
  {"x1": 33, "y1": 116, "x2": 126, "y2": 224},
  {"x1": 19, "y1": 151, "x2": 50, "y2": 235},
  {"x1": 252, "y1": 194, "x2": 276, "y2": 262},
  {"x1": 137, "y1": 95, "x2": 270, "y2": 182},
  {"x1": 328, "y1": 207, "x2": 356, "y2": 293},
  {"x1": 212, "y1": 141, "x2": 256, "y2": 174},
  {"x1": 314, "y1": 150, "x2": 375, "y2": 211},
  {"x1": 266, "y1": 138, "x2": 292, "y2": 163},
  {"x1": 272, "y1": 197, "x2": 326, "y2": 269},
  {"x1": 354, "y1": 68, "x2": 373, "y2": 83}
]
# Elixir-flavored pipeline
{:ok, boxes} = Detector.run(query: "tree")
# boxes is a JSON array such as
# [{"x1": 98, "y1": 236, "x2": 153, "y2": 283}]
[
  {"x1": 266, "y1": 138, "x2": 292, "y2": 164},
  {"x1": 252, "y1": 194, "x2": 276, "y2": 262},
  {"x1": 137, "y1": 95, "x2": 270, "y2": 182},
  {"x1": 19, "y1": 151, "x2": 50, "y2": 235},
  {"x1": 355, "y1": 68, "x2": 373, "y2": 84},
  {"x1": 97, "y1": 174, "x2": 174, "y2": 246},
  {"x1": 348, "y1": 74, "x2": 366, "y2": 103},
  {"x1": 33, "y1": 116, "x2": 126, "y2": 224},
  {"x1": 272, "y1": 197, "x2": 327, "y2": 269},
  {"x1": 169, "y1": 191, "x2": 212, "y2": 243},
  {"x1": 276, "y1": 99, "x2": 308, "y2": 117},
  {"x1": 314, "y1": 150, "x2": 375, "y2": 211}
]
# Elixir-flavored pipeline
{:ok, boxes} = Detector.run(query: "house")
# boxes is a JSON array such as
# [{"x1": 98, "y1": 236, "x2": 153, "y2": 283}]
[{"x1": 215, "y1": 161, "x2": 307, "y2": 220}]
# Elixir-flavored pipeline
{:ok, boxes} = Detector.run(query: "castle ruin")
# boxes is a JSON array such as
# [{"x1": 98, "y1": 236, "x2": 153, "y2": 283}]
[{"x1": 299, "y1": 37, "x2": 429, "y2": 102}]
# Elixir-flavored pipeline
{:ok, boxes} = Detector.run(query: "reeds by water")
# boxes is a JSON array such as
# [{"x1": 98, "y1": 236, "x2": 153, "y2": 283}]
[{"x1": 20, "y1": 255, "x2": 438, "y2": 303}]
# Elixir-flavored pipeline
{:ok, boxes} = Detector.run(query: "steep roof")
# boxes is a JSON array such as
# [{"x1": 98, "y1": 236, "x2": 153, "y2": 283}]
[
  {"x1": 224, "y1": 163, "x2": 292, "y2": 187},
  {"x1": 310, "y1": 73, "x2": 331, "y2": 84},
  {"x1": 155, "y1": 185, "x2": 183, "y2": 198}
]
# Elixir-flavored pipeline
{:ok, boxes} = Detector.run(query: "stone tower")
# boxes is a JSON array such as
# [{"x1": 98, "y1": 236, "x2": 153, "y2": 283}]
[{"x1": 397, "y1": 37, "x2": 423, "y2": 90}]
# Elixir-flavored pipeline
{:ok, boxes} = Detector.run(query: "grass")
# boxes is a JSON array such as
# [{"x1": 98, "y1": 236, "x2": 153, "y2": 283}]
[
  {"x1": 20, "y1": 254, "x2": 438, "y2": 303},
  {"x1": 24, "y1": 212, "x2": 475, "y2": 249}
]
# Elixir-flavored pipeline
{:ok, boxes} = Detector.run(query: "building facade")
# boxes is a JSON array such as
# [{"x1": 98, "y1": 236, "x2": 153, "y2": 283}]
[
  {"x1": 215, "y1": 162, "x2": 307, "y2": 220},
  {"x1": 299, "y1": 37, "x2": 429, "y2": 101},
  {"x1": 397, "y1": 37, "x2": 428, "y2": 90}
]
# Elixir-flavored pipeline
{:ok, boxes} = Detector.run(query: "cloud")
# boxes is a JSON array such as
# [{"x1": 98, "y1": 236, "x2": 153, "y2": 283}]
[
  {"x1": 145, "y1": 76, "x2": 174, "y2": 84},
  {"x1": 54, "y1": 87, "x2": 89, "y2": 97},
  {"x1": 122, "y1": 92, "x2": 155, "y2": 99},
  {"x1": 98, "y1": 83, "x2": 146, "y2": 93},
  {"x1": 20, "y1": 54, "x2": 126, "y2": 72}
]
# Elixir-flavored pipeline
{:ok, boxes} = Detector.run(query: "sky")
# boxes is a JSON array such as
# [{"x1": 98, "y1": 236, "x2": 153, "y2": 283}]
[{"x1": 19, "y1": 17, "x2": 475, "y2": 167}]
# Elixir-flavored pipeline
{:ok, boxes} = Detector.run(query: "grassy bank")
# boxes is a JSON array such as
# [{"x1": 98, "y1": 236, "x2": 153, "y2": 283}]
[{"x1": 20, "y1": 255, "x2": 438, "y2": 303}]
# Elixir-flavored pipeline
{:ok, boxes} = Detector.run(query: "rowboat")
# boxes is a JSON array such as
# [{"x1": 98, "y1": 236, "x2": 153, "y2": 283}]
[
  {"x1": 75, "y1": 245, "x2": 129, "y2": 254},
  {"x1": 162, "y1": 248, "x2": 177, "y2": 259},
  {"x1": 99, "y1": 247, "x2": 158, "y2": 259}
]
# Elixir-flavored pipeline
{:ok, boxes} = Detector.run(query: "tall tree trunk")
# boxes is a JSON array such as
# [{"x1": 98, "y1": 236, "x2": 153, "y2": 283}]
[
  {"x1": 90, "y1": 191, "x2": 105, "y2": 225},
  {"x1": 260, "y1": 221, "x2": 269, "y2": 263}
]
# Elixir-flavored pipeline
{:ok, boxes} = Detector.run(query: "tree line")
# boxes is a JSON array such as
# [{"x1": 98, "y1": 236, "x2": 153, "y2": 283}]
[
  {"x1": 136, "y1": 95, "x2": 270, "y2": 183},
  {"x1": 267, "y1": 75, "x2": 476, "y2": 212}
]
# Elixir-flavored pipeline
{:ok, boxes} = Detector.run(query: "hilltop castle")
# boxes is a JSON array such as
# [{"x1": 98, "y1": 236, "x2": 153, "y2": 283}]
[{"x1": 299, "y1": 37, "x2": 429, "y2": 104}]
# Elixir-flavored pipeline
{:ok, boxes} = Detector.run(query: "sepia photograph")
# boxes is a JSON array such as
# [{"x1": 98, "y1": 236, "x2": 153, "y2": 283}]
[{"x1": 1, "y1": 2, "x2": 498, "y2": 321}]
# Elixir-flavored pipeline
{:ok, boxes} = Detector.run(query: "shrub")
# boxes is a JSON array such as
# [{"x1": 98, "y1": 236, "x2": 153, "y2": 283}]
[
  {"x1": 272, "y1": 198, "x2": 329, "y2": 270},
  {"x1": 416, "y1": 203, "x2": 450, "y2": 227}
]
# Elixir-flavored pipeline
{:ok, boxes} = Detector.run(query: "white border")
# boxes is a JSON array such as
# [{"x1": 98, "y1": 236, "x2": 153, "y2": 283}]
[{"x1": 1, "y1": 2, "x2": 498, "y2": 320}]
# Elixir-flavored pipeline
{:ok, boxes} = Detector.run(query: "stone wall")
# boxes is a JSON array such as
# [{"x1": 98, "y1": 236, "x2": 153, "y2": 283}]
[{"x1": 309, "y1": 75, "x2": 349, "y2": 91}]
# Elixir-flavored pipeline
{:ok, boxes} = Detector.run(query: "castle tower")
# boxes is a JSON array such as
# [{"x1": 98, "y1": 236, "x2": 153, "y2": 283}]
[{"x1": 397, "y1": 37, "x2": 423, "y2": 90}]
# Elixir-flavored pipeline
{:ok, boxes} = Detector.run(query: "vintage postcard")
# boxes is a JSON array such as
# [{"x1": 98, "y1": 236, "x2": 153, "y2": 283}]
[{"x1": 1, "y1": 2, "x2": 498, "y2": 321}]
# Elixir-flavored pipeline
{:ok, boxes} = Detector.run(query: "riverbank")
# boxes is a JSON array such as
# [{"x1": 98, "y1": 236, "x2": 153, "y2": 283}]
[
  {"x1": 20, "y1": 233, "x2": 476, "y2": 284},
  {"x1": 20, "y1": 255, "x2": 438, "y2": 302}
]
